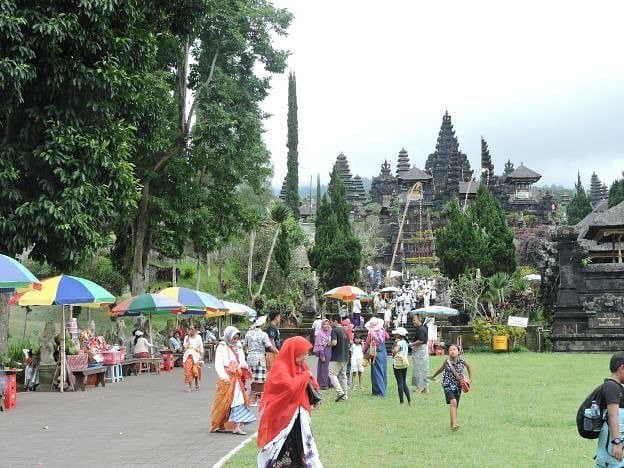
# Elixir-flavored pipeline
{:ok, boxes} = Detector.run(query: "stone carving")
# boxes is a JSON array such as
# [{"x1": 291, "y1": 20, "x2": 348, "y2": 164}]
[
  {"x1": 40, "y1": 320, "x2": 56, "y2": 365},
  {"x1": 301, "y1": 277, "x2": 318, "y2": 321},
  {"x1": 115, "y1": 318, "x2": 128, "y2": 352},
  {"x1": 585, "y1": 293, "x2": 624, "y2": 329}
]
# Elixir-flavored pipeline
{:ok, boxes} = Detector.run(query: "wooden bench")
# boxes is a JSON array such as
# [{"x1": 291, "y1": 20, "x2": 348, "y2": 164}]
[
  {"x1": 122, "y1": 358, "x2": 162, "y2": 376},
  {"x1": 72, "y1": 366, "x2": 109, "y2": 391}
]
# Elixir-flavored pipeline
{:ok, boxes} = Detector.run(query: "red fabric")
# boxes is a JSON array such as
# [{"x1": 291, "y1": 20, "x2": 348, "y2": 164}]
[{"x1": 257, "y1": 336, "x2": 318, "y2": 449}]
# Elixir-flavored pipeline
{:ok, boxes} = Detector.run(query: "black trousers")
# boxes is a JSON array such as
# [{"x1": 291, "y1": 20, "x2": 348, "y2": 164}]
[{"x1": 393, "y1": 367, "x2": 411, "y2": 403}]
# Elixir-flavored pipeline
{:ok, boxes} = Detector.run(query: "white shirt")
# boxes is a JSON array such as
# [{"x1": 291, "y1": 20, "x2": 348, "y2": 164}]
[
  {"x1": 353, "y1": 299, "x2": 362, "y2": 315},
  {"x1": 214, "y1": 342, "x2": 248, "y2": 407},
  {"x1": 133, "y1": 337, "x2": 152, "y2": 354},
  {"x1": 183, "y1": 334, "x2": 204, "y2": 363},
  {"x1": 312, "y1": 318, "x2": 323, "y2": 337}
]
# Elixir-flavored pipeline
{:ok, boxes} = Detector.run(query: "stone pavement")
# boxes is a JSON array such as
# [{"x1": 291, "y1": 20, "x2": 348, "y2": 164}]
[{"x1": 0, "y1": 365, "x2": 257, "y2": 467}]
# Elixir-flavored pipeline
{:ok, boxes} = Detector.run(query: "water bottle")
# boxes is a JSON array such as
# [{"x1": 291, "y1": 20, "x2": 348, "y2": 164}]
[
  {"x1": 590, "y1": 400, "x2": 602, "y2": 431},
  {"x1": 584, "y1": 406, "x2": 595, "y2": 431}
]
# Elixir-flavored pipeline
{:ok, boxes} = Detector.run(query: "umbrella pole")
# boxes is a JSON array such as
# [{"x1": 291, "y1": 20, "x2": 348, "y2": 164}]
[
  {"x1": 149, "y1": 312, "x2": 153, "y2": 357},
  {"x1": 60, "y1": 305, "x2": 65, "y2": 393}
]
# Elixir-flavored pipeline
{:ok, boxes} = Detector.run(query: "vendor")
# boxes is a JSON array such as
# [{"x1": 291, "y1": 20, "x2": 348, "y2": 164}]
[
  {"x1": 169, "y1": 331, "x2": 182, "y2": 352},
  {"x1": 133, "y1": 331, "x2": 153, "y2": 358}
]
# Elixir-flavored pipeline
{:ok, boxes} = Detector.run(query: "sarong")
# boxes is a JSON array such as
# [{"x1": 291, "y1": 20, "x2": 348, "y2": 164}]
[
  {"x1": 411, "y1": 344, "x2": 429, "y2": 391},
  {"x1": 184, "y1": 356, "x2": 202, "y2": 385}
]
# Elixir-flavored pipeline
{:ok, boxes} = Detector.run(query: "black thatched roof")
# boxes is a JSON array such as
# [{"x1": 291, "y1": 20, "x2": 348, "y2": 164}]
[
  {"x1": 398, "y1": 166, "x2": 432, "y2": 181},
  {"x1": 504, "y1": 163, "x2": 541, "y2": 182},
  {"x1": 581, "y1": 201, "x2": 624, "y2": 241}
]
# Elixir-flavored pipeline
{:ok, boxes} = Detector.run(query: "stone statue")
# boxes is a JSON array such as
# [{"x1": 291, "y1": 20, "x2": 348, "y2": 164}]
[
  {"x1": 115, "y1": 318, "x2": 128, "y2": 353},
  {"x1": 301, "y1": 277, "x2": 318, "y2": 322},
  {"x1": 40, "y1": 320, "x2": 57, "y2": 365}
]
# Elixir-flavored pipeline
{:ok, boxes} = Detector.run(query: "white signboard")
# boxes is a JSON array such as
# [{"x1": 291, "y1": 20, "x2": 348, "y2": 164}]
[{"x1": 507, "y1": 316, "x2": 529, "y2": 328}]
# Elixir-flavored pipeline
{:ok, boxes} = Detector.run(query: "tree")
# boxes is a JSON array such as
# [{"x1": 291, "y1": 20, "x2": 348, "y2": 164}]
[
  {"x1": 567, "y1": 172, "x2": 592, "y2": 225},
  {"x1": 309, "y1": 167, "x2": 362, "y2": 288},
  {"x1": 111, "y1": 0, "x2": 293, "y2": 293},
  {"x1": 608, "y1": 172, "x2": 624, "y2": 208},
  {"x1": 435, "y1": 198, "x2": 484, "y2": 279},
  {"x1": 467, "y1": 184, "x2": 516, "y2": 277},
  {"x1": 284, "y1": 72, "x2": 299, "y2": 217},
  {"x1": 315, "y1": 173, "x2": 321, "y2": 216}
]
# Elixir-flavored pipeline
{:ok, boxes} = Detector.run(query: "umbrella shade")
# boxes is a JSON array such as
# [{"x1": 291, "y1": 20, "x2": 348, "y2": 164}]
[
  {"x1": 413, "y1": 305, "x2": 459, "y2": 316},
  {"x1": 522, "y1": 274, "x2": 541, "y2": 282},
  {"x1": 0, "y1": 254, "x2": 40, "y2": 290},
  {"x1": 157, "y1": 287, "x2": 226, "y2": 316},
  {"x1": 386, "y1": 270, "x2": 403, "y2": 278},
  {"x1": 12, "y1": 275, "x2": 114, "y2": 306},
  {"x1": 205, "y1": 309, "x2": 228, "y2": 319},
  {"x1": 380, "y1": 286, "x2": 401, "y2": 293},
  {"x1": 323, "y1": 285, "x2": 368, "y2": 302},
  {"x1": 221, "y1": 301, "x2": 257, "y2": 318},
  {"x1": 111, "y1": 293, "x2": 184, "y2": 317}
]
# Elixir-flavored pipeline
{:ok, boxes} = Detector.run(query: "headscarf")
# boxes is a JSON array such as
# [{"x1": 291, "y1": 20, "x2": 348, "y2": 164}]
[
  {"x1": 223, "y1": 326, "x2": 240, "y2": 345},
  {"x1": 313, "y1": 319, "x2": 331, "y2": 353},
  {"x1": 257, "y1": 336, "x2": 317, "y2": 449}
]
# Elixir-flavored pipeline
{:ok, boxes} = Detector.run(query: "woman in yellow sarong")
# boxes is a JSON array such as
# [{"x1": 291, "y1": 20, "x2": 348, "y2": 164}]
[
  {"x1": 183, "y1": 326, "x2": 204, "y2": 392},
  {"x1": 210, "y1": 326, "x2": 255, "y2": 435}
]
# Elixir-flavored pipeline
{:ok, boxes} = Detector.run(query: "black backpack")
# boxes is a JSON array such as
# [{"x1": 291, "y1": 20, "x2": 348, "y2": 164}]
[{"x1": 576, "y1": 380, "x2": 611, "y2": 439}]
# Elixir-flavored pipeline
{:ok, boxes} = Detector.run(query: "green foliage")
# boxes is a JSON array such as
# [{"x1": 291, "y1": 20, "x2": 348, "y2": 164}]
[
  {"x1": 608, "y1": 173, "x2": 624, "y2": 208},
  {"x1": 76, "y1": 256, "x2": 126, "y2": 296},
  {"x1": 472, "y1": 318, "x2": 493, "y2": 345},
  {"x1": 566, "y1": 173, "x2": 592, "y2": 224},
  {"x1": 309, "y1": 167, "x2": 362, "y2": 289},
  {"x1": 275, "y1": 228, "x2": 291, "y2": 274},
  {"x1": 181, "y1": 264, "x2": 195, "y2": 280},
  {"x1": 284, "y1": 71, "x2": 299, "y2": 217},
  {"x1": 467, "y1": 184, "x2": 516, "y2": 276}
]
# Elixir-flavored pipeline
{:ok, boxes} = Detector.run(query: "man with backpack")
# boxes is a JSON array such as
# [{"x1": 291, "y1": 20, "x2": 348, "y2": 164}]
[{"x1": 584, "y1": 352, "x2": 624, "y2": 467}]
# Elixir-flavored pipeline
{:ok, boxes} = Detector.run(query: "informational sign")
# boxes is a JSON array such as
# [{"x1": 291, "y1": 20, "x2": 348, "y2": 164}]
[
  {"x1": 596, "y1": 312, "x2": 622, "y2": 328},
  {"x1": 507, "y1": 316, "x2": 529, "y2": 328}
]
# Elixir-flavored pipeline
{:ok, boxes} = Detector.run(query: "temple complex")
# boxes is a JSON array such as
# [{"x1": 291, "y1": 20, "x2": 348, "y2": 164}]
[{"x1": 551, "y1": 201, "x2": 624, "y2": 351}]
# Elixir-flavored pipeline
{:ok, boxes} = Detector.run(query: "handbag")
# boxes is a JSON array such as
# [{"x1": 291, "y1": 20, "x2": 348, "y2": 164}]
[
  {"x1": 445, "y1": 359, "x2": 471, "y2": 393},
  {"x1": 307, "y1": 382, "x2": 322, "y2": 406},
  {"x1": 393, "y1": 352, "x2": 409, "y2": 369},
  {"x1": 364, "y1": 336, "x2": 378, "y2": 362}
]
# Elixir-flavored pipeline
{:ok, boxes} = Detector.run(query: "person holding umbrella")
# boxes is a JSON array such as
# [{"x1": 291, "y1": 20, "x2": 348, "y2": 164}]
[{"x1": 409, "y1": 314, "x2": 429, "y2": 394}]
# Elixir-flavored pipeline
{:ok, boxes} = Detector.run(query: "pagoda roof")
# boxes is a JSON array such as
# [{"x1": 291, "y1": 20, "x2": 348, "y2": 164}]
[
  {"x1": 504, "y1": 163, "x2": 541, "y2": 182},
  {"x1": 580, "y1": 201, "x2": 624, "y2": 242},
  {"x1": 459, "y1": 181, "x2": 478, "y2": 195},
  {"x1": 398, "y1": 166, "x2": 432, "y2": 181}
]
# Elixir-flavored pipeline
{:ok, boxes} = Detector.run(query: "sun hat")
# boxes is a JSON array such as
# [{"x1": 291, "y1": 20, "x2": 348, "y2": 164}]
[
  {"x1": 365, "y1": 317, "x2": 384, "y2": 332},
  {"x1": 135, "y1": 330, "x2": 144, "y2": 336},
  {"x1": 391, "y1": 327, "x2": 408, "y2": 336},
  {"x1": 253, "y1": 315, "x2": 267, "y2": 328}
]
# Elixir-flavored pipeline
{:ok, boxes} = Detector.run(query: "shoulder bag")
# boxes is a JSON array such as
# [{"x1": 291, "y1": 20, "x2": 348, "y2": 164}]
[
  {"x1": 307, "y1": 382, "x2": 322, "y2": 406},
  {"x1": 393, "y1": 352, "x2": 409, "y2": 369},
  {"x1": 445, "y1": 359, "x2": 470, "y2": 393}
]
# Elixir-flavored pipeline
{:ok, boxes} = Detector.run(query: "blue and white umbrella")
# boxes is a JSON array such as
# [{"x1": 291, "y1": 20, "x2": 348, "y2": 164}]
[{"x1": 413, "y1": 305, "x2": 459, "y2": 316}]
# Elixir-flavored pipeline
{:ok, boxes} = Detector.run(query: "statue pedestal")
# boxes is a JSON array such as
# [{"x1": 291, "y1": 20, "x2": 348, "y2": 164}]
[{"x1": 38, "y1": 363, "x2": 57, "y2": 392}]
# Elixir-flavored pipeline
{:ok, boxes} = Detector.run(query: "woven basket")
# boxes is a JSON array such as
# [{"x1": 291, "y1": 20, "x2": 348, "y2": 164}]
[{"x1": 66, "y1": 353, "x2": 88, "y2": 372}]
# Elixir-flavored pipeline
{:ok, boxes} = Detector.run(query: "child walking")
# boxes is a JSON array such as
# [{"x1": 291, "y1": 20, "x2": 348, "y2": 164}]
[
  {"x1": 391, "y1": 327, "x2": 411, "y2": 406},
  {"x1": 350, "y1": 336, "x2": 364, "y2": 389},
  {"x1": 429, "y1": 344, "x2": 472, "y2": 431}
]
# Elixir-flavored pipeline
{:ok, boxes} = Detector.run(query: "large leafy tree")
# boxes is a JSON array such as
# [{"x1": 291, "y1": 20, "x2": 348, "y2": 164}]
[
  {"x1": 309, "y1": 167, "x2": 362, "y2": 288},
  {"x1": 567, "y1": 172, "x2": 592, "y2": 225},
  {"x1": 467, "y1": 184, "x2": 516, "y2": 276},
  {"x1": 436, "y1": 198, "x2": 485, "y2": 279},
  {"x1": 111, "y1": 0, "x2": 293, "y2": 293}
]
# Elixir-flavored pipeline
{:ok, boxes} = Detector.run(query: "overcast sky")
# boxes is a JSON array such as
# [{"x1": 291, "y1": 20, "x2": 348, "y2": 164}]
[{"x1": 261, "y1": 0, "x2": 624, "y2": 191}]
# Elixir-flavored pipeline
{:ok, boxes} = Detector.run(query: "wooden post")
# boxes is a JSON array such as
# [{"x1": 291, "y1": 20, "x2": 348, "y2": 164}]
[{"x1": 390, "y1": 183, "x2": 419, "y2": 271}]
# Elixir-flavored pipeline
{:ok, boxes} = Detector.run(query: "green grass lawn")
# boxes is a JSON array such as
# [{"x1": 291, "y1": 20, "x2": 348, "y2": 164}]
[{"x1": 225, "y1": 352, "x2": 609, "y2": 467}]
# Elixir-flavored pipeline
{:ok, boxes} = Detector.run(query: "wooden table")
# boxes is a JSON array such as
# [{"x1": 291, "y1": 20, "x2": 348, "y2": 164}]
[{"x1": 71, "y1": 366, "x2": 108, "y2": 391}]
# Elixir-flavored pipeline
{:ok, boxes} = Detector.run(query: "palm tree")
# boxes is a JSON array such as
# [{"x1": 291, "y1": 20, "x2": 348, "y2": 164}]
[
  {"x1": 488, "y1": 272, "x2": 511, "y2": 306},
  {"x1": 253, "y1": 203, "x2": 291, "y2": 301}
]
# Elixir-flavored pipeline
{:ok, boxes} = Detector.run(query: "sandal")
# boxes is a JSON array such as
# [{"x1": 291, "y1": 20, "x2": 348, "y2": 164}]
[
  {"x1": 212, "y1": 427, "x2": 229, "y2": 433},
  {"x1": 232, "y1": 429, "x2": 247, "y2": 435}
]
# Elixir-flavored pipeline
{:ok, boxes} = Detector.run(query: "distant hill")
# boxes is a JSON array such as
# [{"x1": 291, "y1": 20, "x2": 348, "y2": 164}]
[
  {"x1": 272, "y1": 177, "x2": 373, "y2": 198},
  {"x1": 534, "y1": 184, "x2": 574, "y2": 202}
]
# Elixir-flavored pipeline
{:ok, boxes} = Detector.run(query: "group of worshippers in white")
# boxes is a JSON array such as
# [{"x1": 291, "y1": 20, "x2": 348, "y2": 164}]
[{"x1": 373, "y1": 278, "x2": 438, "y2": 328}]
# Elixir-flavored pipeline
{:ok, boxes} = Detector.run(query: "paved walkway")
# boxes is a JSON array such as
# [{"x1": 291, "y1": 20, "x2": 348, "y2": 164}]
[{"x1": 0, "y1": 365, "x2": 257, "y2": 467}]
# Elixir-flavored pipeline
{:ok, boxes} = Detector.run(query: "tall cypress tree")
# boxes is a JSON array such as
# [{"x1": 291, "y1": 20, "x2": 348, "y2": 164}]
[
  {"x1": 315, "y1": 173, "x2": 321, "y2": 215},
  {"x1": 567, "y1": 172, "x2": 593, "y2": 224},
  {"x1": 608, "y1": 171, "x2": 624, "y2": 208},
  {"x1": 284, "y1": 71, "x2": 299, "y2": 217},
  {"x1": 309, "y1": 168, "x2": 362, "y2": 288}
]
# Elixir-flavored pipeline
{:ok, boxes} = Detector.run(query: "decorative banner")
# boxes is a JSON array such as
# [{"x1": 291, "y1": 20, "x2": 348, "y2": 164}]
[{"x1": 507, "y1": 316, "x2": 529, "y2": 328}]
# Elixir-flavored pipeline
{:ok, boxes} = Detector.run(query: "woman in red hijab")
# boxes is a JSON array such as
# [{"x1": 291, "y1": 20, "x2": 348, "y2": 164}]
[{"x1": 257, "y1": 336, "x2": 323, "y2": 467}]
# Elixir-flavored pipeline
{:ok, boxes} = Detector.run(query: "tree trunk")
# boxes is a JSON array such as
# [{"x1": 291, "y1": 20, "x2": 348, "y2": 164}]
[
  {"x1": 23, "y1": 308, "x2": 29, "y2": 340},
  {"x1": 0, "y1": 293, "x2": 10, "y2": 356},
  {"x1": 247, "y1": 231, "x2": 256, "y2": 300},
  {"x1": 195, "y1": 255, "x2": 201, "y2": 290},
  {"x1": 172, "y1": 261, "x2": 177, "y2": 286},
  {"x1": 254, "y1": 228, "x2": 280, "y2": 301},
  {"x1": 131, "y1": 182, "x2": 151, "y2": 295}
]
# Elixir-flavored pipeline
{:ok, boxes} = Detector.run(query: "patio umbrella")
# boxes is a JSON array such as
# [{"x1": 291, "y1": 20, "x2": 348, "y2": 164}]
[
  {"x1": 157, "y1": 287, "x2": 226, "y2": 316},
  {"x1": 10, "y1": 274, "x2": 115, "y2": 393},
  {"x1": 380, "y1": 286, "x2": 401, "y2": 293},
  {"x1": 522, "y1": 274, "x2": 541, "y2": 282},
  {"x1": 221, "y1": 301, "x2": 257, "y2": 318},
  {"x1": 323, "y1": 285, "x2": 368, "y2": 302},
  {"x1": 386, "y1": 270, "x2": 403, "y2": 279},
  {"x1": 0, "y1": 254, "x2": 40, "y2": 291},
  {"x1": 112, "y1": 293, "x2": 185, "y2": 347},
  {"x1": 413, "y1": 305, "x2": 459, "y2": 316}
]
